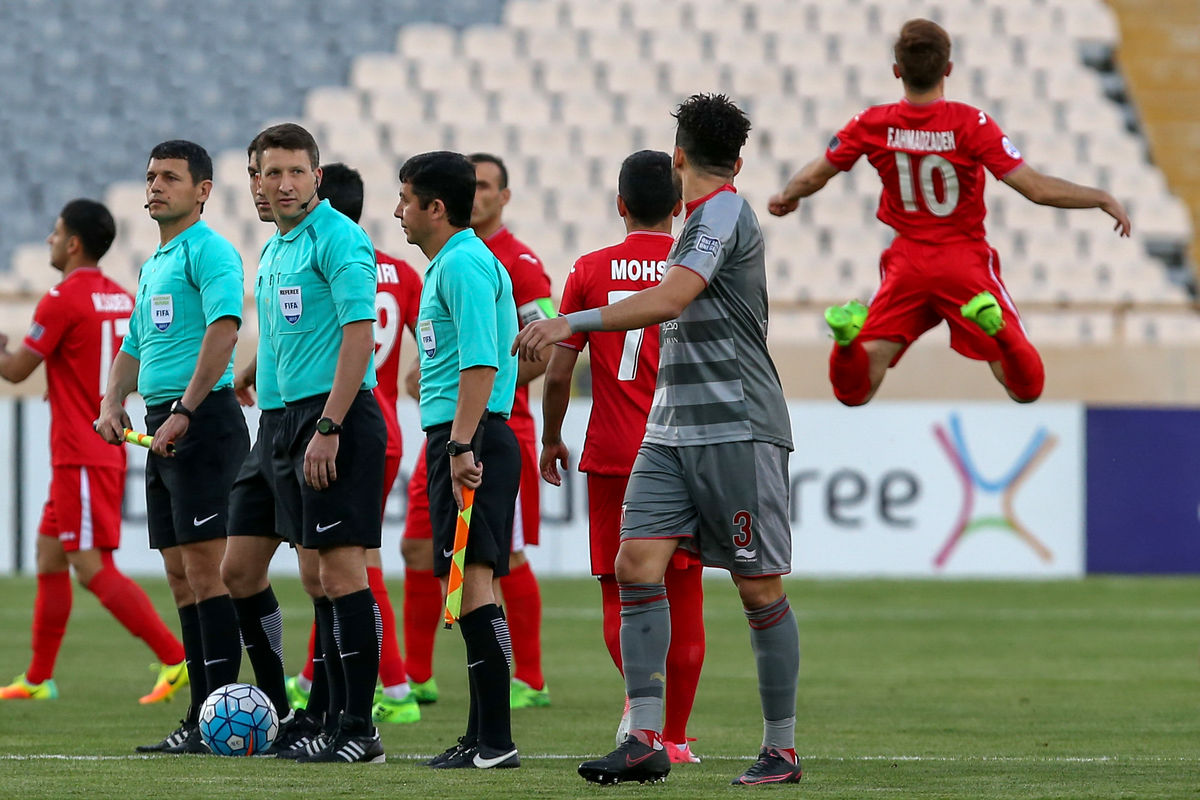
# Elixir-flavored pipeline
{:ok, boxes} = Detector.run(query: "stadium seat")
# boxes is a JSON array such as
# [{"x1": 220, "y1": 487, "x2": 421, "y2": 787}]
[
  {"x1": 350, "y1": 54, "x2": 412, "y2": 94},
  {"x1": 565, "y1": 1, "x2": 626, "y2": 32},
  {"x1": 495, "y1": 88, "x2": 555, "y2": 126},
  {"x1": 396, "y1": 23, "x2": 458, "y2": 60},
  {"x1": 429, "y1": 89, "x2": 493, "y2": 126},
  {"x1": 462, "y1": 25, "x2": 522, "y2": 62},
  {"x1": 476, "y1": 59, "x2": 537, "y2": 94},
  {"x1": 539, "y1": 59, "x2": 599, "y2": 94},
  {"x1": 628, "y1": 1, "x2": 686, "y2": 32},
  {"x1": 504, "y1": 0, "x2": 563, "y2": 32},
  {"x1": 688, "y1": 2, "x2": 751, "y2": 34},
  {"x1": 410, "y1": 55, "x2": 474, "y2": 93}
]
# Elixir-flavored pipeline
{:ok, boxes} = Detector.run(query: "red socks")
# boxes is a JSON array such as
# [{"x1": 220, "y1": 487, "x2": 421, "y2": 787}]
[
  {"x1": 403, "y1": 567, "x2": 442, "y2": 684},
  {"x1": 28, "y1": 571, "x2": 72, "y2": 683},
  {"x1": 87, "y1": 560, "x2": 184, "y2": 665},
  {"x1": 994, "y1": 323, "x2": 1044, "y2": 401},
  {"x1": 829, "y1": 340, "x2": 872, "y2": 406},
  {"x1": 499, "y1": 560, "x2": 544, "y2": 690},
  {"x1": 301, "y1": 622, "x2": 317, "y2": 683},
  {"x1": 663, "y1": 562, "x2": 705, "y2": 744},
  {"x1": 367, "y1": 565, "x2": 406, "y2": 688}
]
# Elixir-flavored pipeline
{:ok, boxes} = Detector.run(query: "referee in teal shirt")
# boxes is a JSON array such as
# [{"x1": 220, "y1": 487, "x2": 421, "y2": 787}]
[
  {"x1": 97, "y1": 139, "x2": 249, "y2": 754},
  {"x1": 255, "y1": 123, "x2": 386, "y2": 764},
  {"x1": 396, "y1": 151, "x2": 521, "y2": 770}
]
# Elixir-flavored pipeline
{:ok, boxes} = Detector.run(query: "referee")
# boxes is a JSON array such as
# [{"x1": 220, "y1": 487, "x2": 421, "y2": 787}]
[
  {"x1": 255, "y1": 123, "x2": 386, "y2": 764},
  {"x1": 96, "y1": 139, "x2": 248, "y2": 754},
  {"x1": 395, "y1": 151, "x2": 521, "y2": 770}
]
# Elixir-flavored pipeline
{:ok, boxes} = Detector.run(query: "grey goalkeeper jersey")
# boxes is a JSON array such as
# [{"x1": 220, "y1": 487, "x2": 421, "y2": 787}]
[{"x1": 644, "y1": 188, "x2": 793, "y2": 451}]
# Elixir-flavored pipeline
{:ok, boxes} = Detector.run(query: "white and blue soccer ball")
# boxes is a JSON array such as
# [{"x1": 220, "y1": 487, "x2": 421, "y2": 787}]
[{"x1": 198, "y1": 683, "x2": 279, "y2": 756}]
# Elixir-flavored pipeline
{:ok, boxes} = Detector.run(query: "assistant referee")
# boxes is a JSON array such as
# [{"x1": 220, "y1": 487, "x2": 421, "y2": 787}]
[{"x1": 395, "y1": 150, "x2": 521, "y2": 771}]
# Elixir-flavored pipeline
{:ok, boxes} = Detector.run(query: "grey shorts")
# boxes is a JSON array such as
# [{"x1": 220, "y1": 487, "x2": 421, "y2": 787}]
[{"x1": 620, "y1": 441, "x2": 792, "y2": 576}]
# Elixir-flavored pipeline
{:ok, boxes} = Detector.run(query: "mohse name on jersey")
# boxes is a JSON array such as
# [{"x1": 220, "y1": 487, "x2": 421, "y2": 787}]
[{"x1": 610, "y1": 258, "x2": 667, "y2": 282}]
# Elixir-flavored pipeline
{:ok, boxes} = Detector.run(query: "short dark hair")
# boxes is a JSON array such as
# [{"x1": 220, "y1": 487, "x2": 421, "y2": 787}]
[
  {"x1": 672, "y1": 93, "x2": 751, "y2": 178},
  {"x1": 467, "y1": 152, "x2": 508, "y2": 190},
  {"x1": 398, "y1": 151, "x2": 476, "y2": 228},
  {"x1": 246, "y1": 134, "x2": 260, "y2": 162},
  {"x1": 59, "y1": 198, "x2": 116, "y2": 261},
  {"x1": 618, "y1": 150, "x2": 679, "y2": 226},
  {"x1": 894, "y1": 19, "x2": 951, "y2": 92},
  {"x1": 318, "y1": 162, "x2": 364, "y2": 223},
  {"x1": 148, "y1": 139, "x2": 213, "y2": 184},
  {"x1": 255, "y1": 122, "x2": 320, "y2": 169}
]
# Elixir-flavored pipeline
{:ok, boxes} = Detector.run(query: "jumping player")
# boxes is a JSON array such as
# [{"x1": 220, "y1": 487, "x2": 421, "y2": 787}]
[
  {"x1": 515, "y1": 94, "x2": 804, "y2": 787},
  {"x1": 769, "y1": 18, "x2": 1132, "y2": 406},
  {"x1": 539, "y1": 150, "x2": 707, "y2": 764},
  {"x1": 0, "y1": 199, "x2": 186, "y2": 705}
]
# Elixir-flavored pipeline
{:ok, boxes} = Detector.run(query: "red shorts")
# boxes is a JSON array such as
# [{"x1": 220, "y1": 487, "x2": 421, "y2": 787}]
[
  {"x1": 588, "y1": 473, "x2": 699, "y2": 577},
  {"x1": 38, "y1": 465, "x2": 124, "y2": 552},
  {"x1": 404, "y1": 434, "x2": 539, "y2": 552},
  {"x1": 863, "y1": 237, "x2": 1030, "y2": 365}
]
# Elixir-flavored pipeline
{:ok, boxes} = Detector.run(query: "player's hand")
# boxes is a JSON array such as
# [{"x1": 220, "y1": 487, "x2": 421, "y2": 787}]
[
  {"x1": 233, "y1": 367, "x2": 257, "y2": 407},
  {"x1": 450, "y1": 452, "x2": 482, "y2": 510},
  {"x1": 539, "y1": 439, "x2": 569, "y2": 486},
  {"x1": 304, "y1": 432, "x2": 339, "y2": 490},
  {"x1": 767, "y1": 192, "x2": 800, "y2": 217},
  {"x1": 152, "y1": 413, "x2": 188, "y2": 457},
  {"x1": 512, "y1": 317, "x2": 570, "y2": 362},
  {"x1": 94, "y1": 402, "x2": 132, "y2": 445},
  {"x1": 1101, "y1": 195, "x2": 1132, "y2": 237}
]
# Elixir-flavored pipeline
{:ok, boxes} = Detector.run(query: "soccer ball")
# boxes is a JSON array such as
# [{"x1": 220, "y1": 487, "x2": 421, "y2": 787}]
[{"x1": 198, "y1": 683, "x2": 279, "y2": 756}]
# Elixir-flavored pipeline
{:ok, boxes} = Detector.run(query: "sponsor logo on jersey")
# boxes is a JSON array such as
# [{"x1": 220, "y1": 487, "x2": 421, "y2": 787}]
[
  {"x1": 419, "y1": 319, "x2": 436, "y2": 357},
  {"x1": 92, "y1": 292, "x2": 133, "y2": 312},
  {"x1": 279, "y1": 286, "x2": 302, "y2": 325},
  {"x1": 1001, "y1": 136, "x2": 1022, "y2": 160},
  {"x1": 151, "y1": 294, "x2": 173, "y2": 331},
  {"x1": 696, "y1": 235, "x2": 721, "y2": 258},
  {"x1": 828, "y1": 135, "x2": 841, "y2": 151},
  {"x1": 27, "y1": 322, "x2": 44, "y2": 341},
  {"x1": 886, "y1": 127, "x2": 957, "y2": 152},
  {"x1": 735, "y1": 548, "x2": 758, "y2": 560}
]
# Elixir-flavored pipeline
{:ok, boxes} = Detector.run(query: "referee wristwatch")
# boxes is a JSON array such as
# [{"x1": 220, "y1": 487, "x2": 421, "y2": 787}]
[
  {"x1": 316, "y1": 417, "x2": 343, "y2": 436},
  {"x1": 169, "y1": 399, "x2": 194, "y2": 420},
  {"x1": 445, "y1": 440, "x2": 473, "y2": 457}
]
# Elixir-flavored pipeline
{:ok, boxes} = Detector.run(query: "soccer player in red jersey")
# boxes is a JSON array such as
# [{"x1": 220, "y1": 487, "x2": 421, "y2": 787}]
[
  {"x1": 400, "y1": 153, "x2": 555, "y2": 710},
  {"x1": 275, "y1": 162, "x2": 424, "y2": 726},
  {"x1": 0, "y1": 199, "x2": 186, "y2": 703},
  {"x1": 769, "y1": 18, "x2": 1132, "y2": 406},
  {"x1": 540, "y1": 150, "x2": 706, "y2": 764}
]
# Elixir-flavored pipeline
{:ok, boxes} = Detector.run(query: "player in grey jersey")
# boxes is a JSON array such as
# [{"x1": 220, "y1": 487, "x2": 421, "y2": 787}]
[{"x1": 514, "y1": 94, "x2": 803, "y2": 788}]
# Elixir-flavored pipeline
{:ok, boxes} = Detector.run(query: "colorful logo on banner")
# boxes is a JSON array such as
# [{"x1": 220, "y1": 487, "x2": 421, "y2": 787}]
[{"x1": 931, "y1": 413, "x2": 1057, "y2": 568}]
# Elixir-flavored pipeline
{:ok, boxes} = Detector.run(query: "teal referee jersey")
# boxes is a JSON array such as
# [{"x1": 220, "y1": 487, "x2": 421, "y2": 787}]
[
  {"x1": 120, "y1": 220, "x2": 243, "y2": 405},
  {"x1": 258, "y1": 199, "x2": 378, "y2": 404},
  {"x1": 417, "y1": 228, "x2": 518, "y2": 430},
  {"x1": 252, "y1": 242, "x2": 284, "y2": 412}
]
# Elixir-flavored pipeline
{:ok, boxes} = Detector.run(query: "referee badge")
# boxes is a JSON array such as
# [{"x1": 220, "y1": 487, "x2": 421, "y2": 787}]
[
  {"x1": 419, "y1": 319, "x2": 436, "y2": 357},
  {"x1": 151, "y1": 294, "x2": 174, "y2": 332},
  {"x1": 278, "y1": 286, "x2": 302, "y2": 325}
]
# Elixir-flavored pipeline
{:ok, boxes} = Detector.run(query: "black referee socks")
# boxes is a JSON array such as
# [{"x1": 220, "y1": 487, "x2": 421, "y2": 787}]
[
  {"x1": 459, "y1": 603, "x2": 515, "y2": 751},
  {"x1": 233, "y1": 586, "x2": 288, "y2": 718},
  {"x1": 332, "y1": 588, "x2": 381, "y2": 726},
  {"x1": 196, "y1": 594, "x2": 242, "y2": 697}
]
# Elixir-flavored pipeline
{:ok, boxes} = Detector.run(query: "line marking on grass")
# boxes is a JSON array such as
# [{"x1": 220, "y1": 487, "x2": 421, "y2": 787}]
[{"x1": 4, "y1": 753, "x2": 1199, "y2": 764}]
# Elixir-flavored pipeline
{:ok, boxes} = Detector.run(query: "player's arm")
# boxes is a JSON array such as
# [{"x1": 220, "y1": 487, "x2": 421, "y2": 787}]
[
  {"x1": 404, "y1": 355, "x2": 421, "y2": 401},
  {"x1": 513, "y1": 266, "x2": 705, "y2": 361},
  {"x1": 97, "y1": 350, "x2": 139, "y2": 444},
  {"x1": 539, "y1": 345, "x2": 578, "y2": 487},
  {"x1": 150, "y1": 316, "x2": 239, "y2": 456},
  {"x1": 1002, "y1": 164, "x2": 1131, "y2": 235},
  {"x1": 306, "y1": 319, "x2": 374, "y2": 490},
  {"x1": 449, "y1": 365, "x2": 495, "y2": 508},
  {"x1": 516, "y1": 296, "x2": 556, "y2": 386},
  {"x1": 769, "y1": 155, "x2": 841, "y2": 217},
  {"x1": 0, "y1": 333, "x2": 42, "y2": 383},
  {"x1": 234, "y1": 353, "x2": 257, "y2": 407}
]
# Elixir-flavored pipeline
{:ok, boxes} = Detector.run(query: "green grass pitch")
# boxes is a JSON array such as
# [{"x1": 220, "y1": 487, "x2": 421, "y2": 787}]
[{"x1": 0, "y1": 575, "x2": 1197, "y2": 798}]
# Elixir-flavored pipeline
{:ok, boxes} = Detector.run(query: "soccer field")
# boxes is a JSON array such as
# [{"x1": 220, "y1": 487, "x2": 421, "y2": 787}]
[{"x1": 0, "y1": 575, "x2": 1197, "y2": 799}]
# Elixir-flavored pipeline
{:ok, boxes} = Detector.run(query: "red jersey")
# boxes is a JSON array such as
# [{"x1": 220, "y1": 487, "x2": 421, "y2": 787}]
[
  {"x1": 559, "y1": 231, "x2": 673, "y2": 476},
  {"x1": 23, "y1": 267, "x2": 133, "y2": 468},
  {"x1": 825, "y1": 98, "x2": 1025, "y2": 245},
  {"x1": 372, "y1": 249, "x2": 422, "y2": 458},
  {"x1": 482, "y1": 226, "x2": 552, "y2": 440}
]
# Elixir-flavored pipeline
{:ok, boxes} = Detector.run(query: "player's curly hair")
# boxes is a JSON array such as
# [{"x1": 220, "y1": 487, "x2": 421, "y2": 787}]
[
  {"x1": 672, "y1": 93, "x2": 751, "y2": 178},
  {"x1": 894, "y1": 19, "x2": 951, "y2": 92}
]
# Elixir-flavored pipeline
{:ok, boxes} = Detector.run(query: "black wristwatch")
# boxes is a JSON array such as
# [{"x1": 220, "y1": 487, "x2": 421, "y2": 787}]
[
  {"x1": 169, "y1": 399, "x2": 194, "y2": 420},
  {"x1": 445, "y1": 439, "x2": 473, "y2": 457},
  {"x1": 316, "y1": 417, "x2": 343, "y2": 436}
]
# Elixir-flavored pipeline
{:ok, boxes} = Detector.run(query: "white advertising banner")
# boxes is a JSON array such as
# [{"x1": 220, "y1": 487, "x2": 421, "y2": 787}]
[{"x1": 9, "y1": 397, "x2": 1083, "y2": 578}]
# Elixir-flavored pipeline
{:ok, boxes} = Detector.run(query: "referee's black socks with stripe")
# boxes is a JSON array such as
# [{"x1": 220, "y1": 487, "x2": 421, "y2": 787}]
[
  {"x1": 233, "y1": 586, "x2": 289, "y2": 718},
  {"x1": 196, "y1": 594, "x2": 242, "y2": 694},
  {"x1": 305, "y1": 601, "x2": 330, "y2": 726},
  {"x1": 177, "y1": 602, "x2": 205, "y2": 724},
  {"x1": 459, "y1": 603, "x2": 515, "y2": 752},
  {"x1": 313, "y1": 597, "x2": 345, "y2": 732},
  {"x1": 331, "y1": 588, "x2": 381, "y2": 727}
]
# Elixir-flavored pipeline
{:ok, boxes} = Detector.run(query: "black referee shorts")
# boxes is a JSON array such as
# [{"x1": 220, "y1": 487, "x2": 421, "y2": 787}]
[
  {"x1": 275, "y1": 390, "x2": 386, "y2": 551},
  {"x1": 145, "y1": 388, "x2": 249, "y2": 550},
  {"x1": 426, "y1": 414, "x2": 521, "y2": 579},
  {"x1": 228, "y1": 408, "x2": 298, "y2": 543}
]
